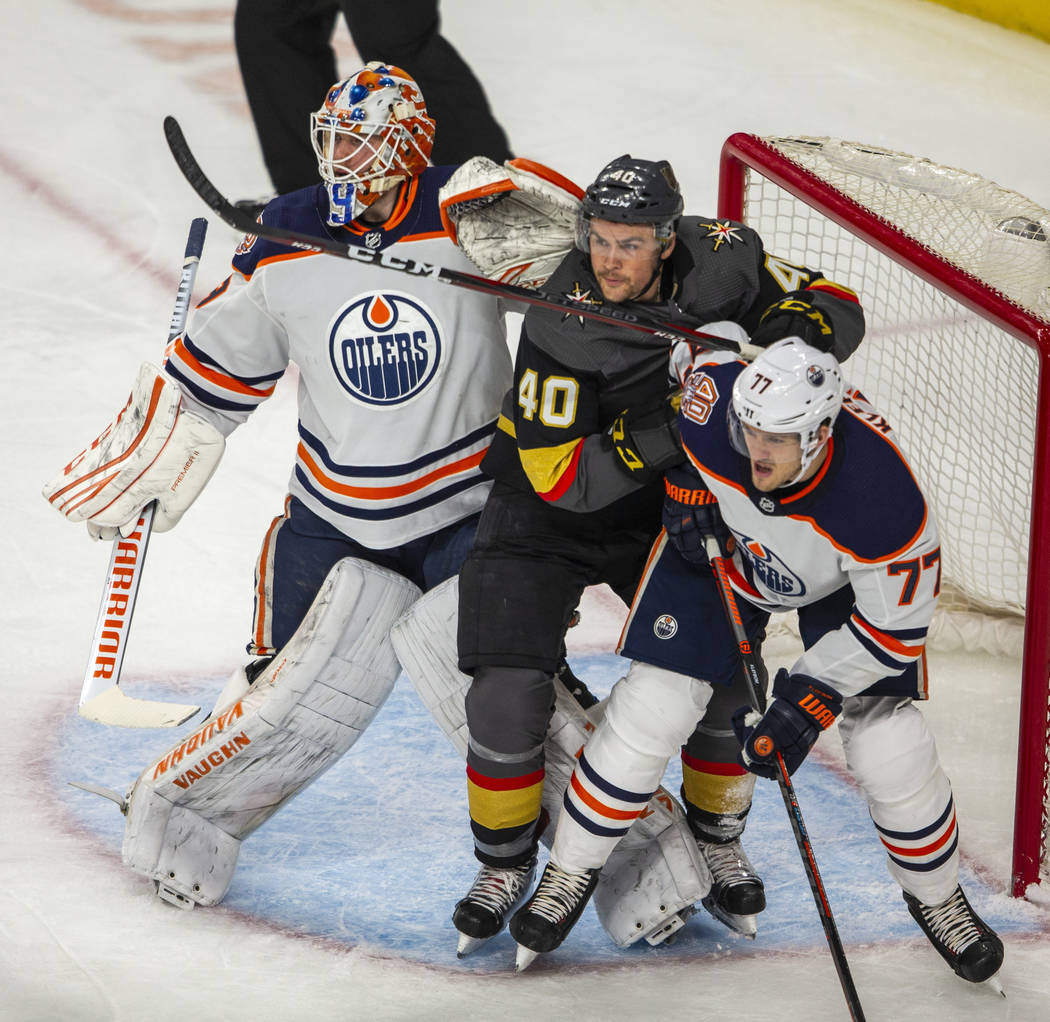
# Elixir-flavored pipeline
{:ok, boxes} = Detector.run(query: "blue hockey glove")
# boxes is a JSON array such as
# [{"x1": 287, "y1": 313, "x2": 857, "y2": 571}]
[
  {"x1": 731, "y1": 669, "x2": 843, "y2": 779},
  {"x1": 661, "y1": 467, "x2": 732, "y2": 565}
]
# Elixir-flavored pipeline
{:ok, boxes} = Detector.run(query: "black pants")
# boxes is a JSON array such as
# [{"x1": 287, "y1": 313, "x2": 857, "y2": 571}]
[
  {"x1": 234, "y1": 0, "x2": 513, "y2": 193},
  {"x1": 458, "y1": 482, "x2": 758, "y2": 865}
]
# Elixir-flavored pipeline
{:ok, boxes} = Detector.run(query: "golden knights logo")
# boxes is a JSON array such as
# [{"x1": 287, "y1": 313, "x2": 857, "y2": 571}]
[
  {"x1": 329, "y1": 290, "x2": 442, "y2": 406},
  {"x1": 698, "y1": 220, "x2": 743, "y2": 251},
  {"x1": 561, "y1": 281, "x2": 603, "y2": 327}
]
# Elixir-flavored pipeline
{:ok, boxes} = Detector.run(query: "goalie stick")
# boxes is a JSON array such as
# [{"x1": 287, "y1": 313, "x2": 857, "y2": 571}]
[
  {"x1": 78, "y1": 218, "x2": 209, "y2": 728},
  {"x1": 704, "y1": 533, "x2": 867, "y2": 1022},
  {"x1": 162, "y1": 116, "x2": 763, "y2": 360}
]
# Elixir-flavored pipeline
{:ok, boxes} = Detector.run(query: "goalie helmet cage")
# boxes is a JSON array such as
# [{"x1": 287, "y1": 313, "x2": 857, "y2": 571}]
[{"x1": 717, "y1": 133, "x2": 1050, "y2": 898}]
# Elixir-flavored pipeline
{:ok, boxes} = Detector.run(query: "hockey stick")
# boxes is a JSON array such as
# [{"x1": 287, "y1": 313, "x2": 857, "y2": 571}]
[
  {"x1": 162, "y1": 116, "x2": 763, "y2": 360},
  {"x1": 78, "y1": 218, "x2": 209, "y2": 728},
  {"x1": 703, "y1": 534, "x2": 867, "y2": 1022}
]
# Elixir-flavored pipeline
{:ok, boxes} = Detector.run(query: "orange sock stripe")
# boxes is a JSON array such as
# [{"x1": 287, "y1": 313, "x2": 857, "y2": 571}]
[{"x1": 568, "y1": 772, "x2": 644, "y2": 822}]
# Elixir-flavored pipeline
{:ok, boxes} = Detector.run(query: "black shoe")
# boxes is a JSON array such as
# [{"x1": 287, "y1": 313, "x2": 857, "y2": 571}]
[
  {"x1": 510, "y1": 861, "x2": 600, "y2": 954},
  {"x1": 904, "y1": 886, "x2": 1004, "y2": 983},
  {"x1": 699, "y1": 836, "x2": 766, "y2": 915},
  {"x1": 452, "y1": 858, "x2": 536, "y2": 955}
]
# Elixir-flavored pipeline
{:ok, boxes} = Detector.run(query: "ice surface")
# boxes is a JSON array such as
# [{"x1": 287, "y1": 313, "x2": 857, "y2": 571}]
[{"x1": 4, "y1": 2, "x2": 1050, "y2": 1019}]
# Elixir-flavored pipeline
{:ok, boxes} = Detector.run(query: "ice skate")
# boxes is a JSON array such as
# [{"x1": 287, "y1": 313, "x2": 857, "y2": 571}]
[
  {"x1": 509, "y1": 861, "x2": 600, "y2": 970},
  {"x1": 904, "y1": 886, "x2": 1004, "y2": 991},
  {"x1": 452, "y1": 858, "x2": 536, "y2": 957},
  {"x1": 697, "y1": 837, "x2": 765, "y2": 938}
]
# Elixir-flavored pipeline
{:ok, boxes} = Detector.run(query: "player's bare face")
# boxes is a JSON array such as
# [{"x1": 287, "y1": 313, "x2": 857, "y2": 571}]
[
  {"x1": 587, "y1": 220, "x2": 672, "y2": 303},
  {"x1": 742, "y1": 425, "x2": 803, "y2": 491},
  {"x1": 742, "y1": 424, "x2": 829, "y2": 491}
]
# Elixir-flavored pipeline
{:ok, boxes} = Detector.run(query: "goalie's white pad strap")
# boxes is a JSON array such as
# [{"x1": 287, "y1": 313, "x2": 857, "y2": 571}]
[
  {"x1": 42, "y1": 362, "x2": 225, "y2": 533},
  {"x1": 122, "y1": 557, "x2": 420, "y2": 906},
  {"x1": 391, "y1": 577, "x2": 709, "y2": 945},
  {"x1": 438, "y1": 156, "x2": 582, "y2": 288}
]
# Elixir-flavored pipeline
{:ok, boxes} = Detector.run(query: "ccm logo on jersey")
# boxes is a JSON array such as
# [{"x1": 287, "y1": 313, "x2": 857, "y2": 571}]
[
  {"x1": 738, "y1": 536, "x2": 807, "y2": 597},
  {"x1": 329, "y1": 291, "x2": 442, "y2": 406}
]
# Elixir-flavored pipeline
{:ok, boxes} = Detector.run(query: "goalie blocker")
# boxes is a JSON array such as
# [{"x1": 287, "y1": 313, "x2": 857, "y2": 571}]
[
  {"x1": 390, "y1": 577, "x2": 711, "y2": 948},
  {"x1": 42, "y1": 362, "x2": 224, "y2": 539},
  {"x1": 123, "y1": 557, "x2": 420, "y2": 907}
]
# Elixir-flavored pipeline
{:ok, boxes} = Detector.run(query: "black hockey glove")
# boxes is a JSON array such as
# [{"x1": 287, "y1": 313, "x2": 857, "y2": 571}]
[
  {"x1": 752, "y1": 291, "x2": 835, "y2": 353},
  {"x1": 662, "y1": 467, "x2": 733, "y2": 566},
  {"x1": 731, "y1": 669, "x2": 843, "y2": 779},
  {"x1": 606, "y1": 388, "x2": 685, "y2": 484}
]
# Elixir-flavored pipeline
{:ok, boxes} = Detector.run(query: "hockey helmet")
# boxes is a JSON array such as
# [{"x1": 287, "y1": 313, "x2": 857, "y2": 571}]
[
  {"x1": 576, "y1": 155, "x2": 684, "y2": 251},
  {"x1": 310, "y1": 63, "x2": 436, "y2": 226},
  {"x1": 729, "y1": 337, "x2": 845, "y2": 484}
]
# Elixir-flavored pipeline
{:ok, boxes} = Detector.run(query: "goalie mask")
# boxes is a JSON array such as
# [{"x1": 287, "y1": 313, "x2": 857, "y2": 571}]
[
  {"x1": 576, "y1": 154, "x2": 684, "y2": 252},
  {"x1": 310, "y1": 63, "x2": 436, "y2": 226},
  {"x1": 728, "y1": 337, "x2": 844, "y2": 487}
]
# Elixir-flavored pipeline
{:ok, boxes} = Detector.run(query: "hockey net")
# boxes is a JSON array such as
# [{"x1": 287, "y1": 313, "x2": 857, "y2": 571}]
[{"x1": 718, "y1": 134, "x2": 1050, "y2": 897}]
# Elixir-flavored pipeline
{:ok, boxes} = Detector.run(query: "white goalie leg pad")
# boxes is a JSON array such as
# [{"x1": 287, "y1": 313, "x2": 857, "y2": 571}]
[
  {"x1": 389, "y1": 576, "x2": 469, "y2": 756},
  {"x1": 122, "y1": 557, "x2": 420, "y2": 906},
  {"x1": 393, "y1": 586, "x2": 710, "y2": 947},
  {"x1": 42, "y1": 362, "x2": 225, "y2": 535}
]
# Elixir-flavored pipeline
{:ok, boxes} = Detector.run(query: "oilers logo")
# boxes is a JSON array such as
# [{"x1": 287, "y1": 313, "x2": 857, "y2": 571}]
[
  {"x1": 329, "y1": 291, "x2": 442, "y2": 406},
  {"x1": 738, "y1": 536, "x2": 806, "y2": 598},
  {"x1": 653, "y1": 614, "x2": 678, "y2": 639}
]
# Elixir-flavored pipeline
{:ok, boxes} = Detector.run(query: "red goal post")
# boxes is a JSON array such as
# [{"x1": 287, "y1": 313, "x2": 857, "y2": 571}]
[{"x1": 718, "y1": 133, "x2": 1050, "y2": 897}]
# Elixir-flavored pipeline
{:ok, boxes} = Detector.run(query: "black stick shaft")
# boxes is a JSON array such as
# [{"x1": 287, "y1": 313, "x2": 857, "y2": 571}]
[
  {"x1": 705, "y1": 536, "x2": 866, "y2": 1022},
  {"x1": 161, "y1": 116, "x2": 764, "y2": 358}
]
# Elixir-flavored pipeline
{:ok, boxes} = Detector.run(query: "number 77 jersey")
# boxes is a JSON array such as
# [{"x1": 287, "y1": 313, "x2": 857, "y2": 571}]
[{"x1": 679, "y1": 355, "x2": 942, "y2": 699}]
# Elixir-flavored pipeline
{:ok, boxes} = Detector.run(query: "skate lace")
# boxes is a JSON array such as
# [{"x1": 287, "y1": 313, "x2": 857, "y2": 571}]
[
  {"x1": 464, "y1": 863, "x2": 533, "y2": 915},
  {"x1": 701, "y1": 840, "x2": 758, "y2": 888},
  {"x1": 920, "y1": 889, "x2": 982, "y2": 954},
  {"x1": 527, "y1": 864, "x2": 593, "y2": 924}
]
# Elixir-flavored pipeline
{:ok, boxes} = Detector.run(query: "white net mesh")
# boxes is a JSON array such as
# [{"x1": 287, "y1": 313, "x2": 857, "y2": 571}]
[
  {"x1": 742, "y1": 137, "x2": 1050, "y2": 625},
  {"x1": 732, "y1": 135, "x2": 1050, "y2": 888}
]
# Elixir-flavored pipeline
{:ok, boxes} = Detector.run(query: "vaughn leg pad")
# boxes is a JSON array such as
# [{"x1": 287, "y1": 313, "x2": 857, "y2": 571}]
[
  {"x1": 393, "y1": 576, "x2": 710, "y2": 946},
  {"x1": 122, "y1": 557, "x2": 420, "y2": 906}
]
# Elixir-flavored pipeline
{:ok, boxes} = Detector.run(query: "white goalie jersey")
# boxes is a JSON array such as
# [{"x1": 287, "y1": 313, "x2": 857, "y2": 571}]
[{"x1": 165, "y1": 169, "x2": 512, "y2": 548}]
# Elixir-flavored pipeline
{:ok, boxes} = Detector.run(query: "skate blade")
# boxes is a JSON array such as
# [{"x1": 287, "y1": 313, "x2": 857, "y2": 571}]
[
  {"x1": 701, "y1": 896, "x2": 757, "y2": 938},
  {"x1": 456, "y1": 932, "x2": 490, "y2": 958},
  {"x1": 983, "y1": 975, "x2": 1006, "y2": 998},
  {"x1": 515, "y1": 944, "x2": 540, "y2": 972}
]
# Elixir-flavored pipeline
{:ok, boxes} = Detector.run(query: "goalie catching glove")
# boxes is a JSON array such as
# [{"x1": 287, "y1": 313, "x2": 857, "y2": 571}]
[
  {"x1": 439, "y1": 156, "x2": 583, "y2": 288},
  {"x1": 42, "y1": 362, "x2": 224, "y2": 538},
  {"x1": 732, "y1": 669, "x2": 843, "y2": 779}
]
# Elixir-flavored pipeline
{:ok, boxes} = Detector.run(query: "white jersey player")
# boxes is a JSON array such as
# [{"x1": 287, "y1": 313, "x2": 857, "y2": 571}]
[
  {"x1": 42, "y1": 64, "x2": 514, "y2": 909},
  {"x1": 507, "y1": 335, "x2": 1004, "y2": 990},
  {"x1": 42, "y1": 63, "x2": 725, "y2": 949}
]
